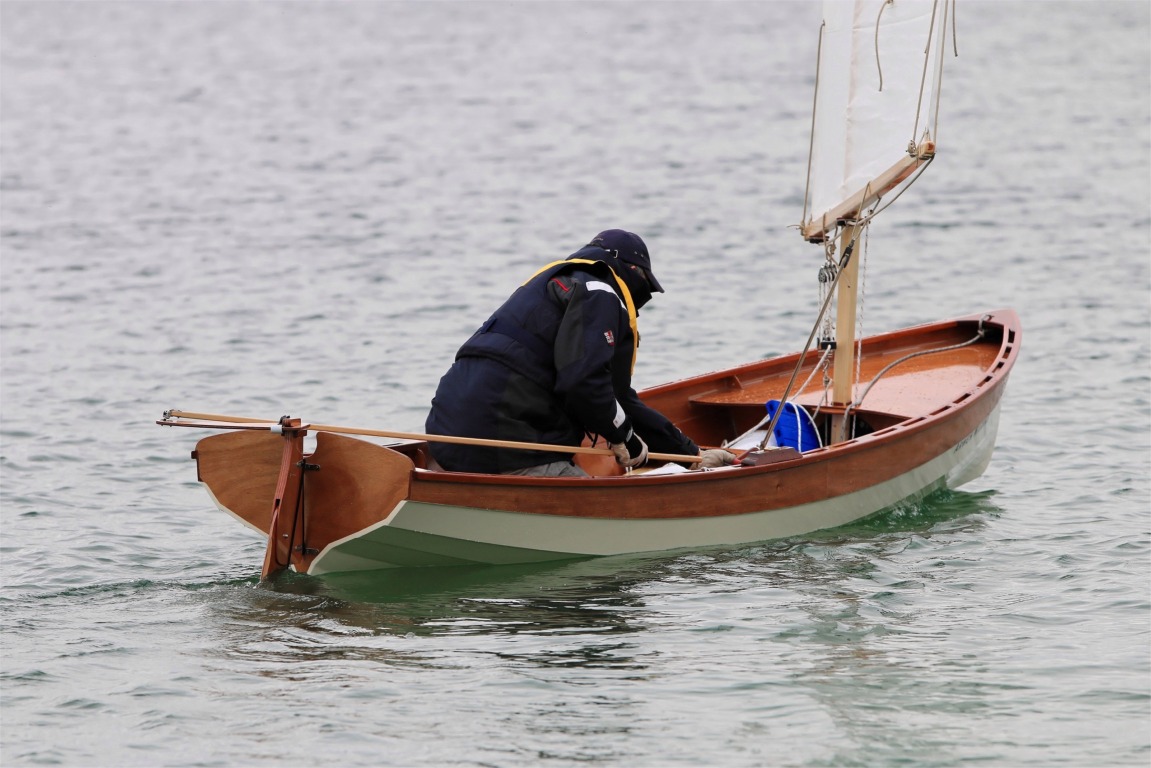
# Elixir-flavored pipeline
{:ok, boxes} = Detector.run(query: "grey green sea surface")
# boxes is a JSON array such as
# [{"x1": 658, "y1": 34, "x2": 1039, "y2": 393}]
[{"x1": 2, "y1": 1, "x2": 1148, "y2": 765}]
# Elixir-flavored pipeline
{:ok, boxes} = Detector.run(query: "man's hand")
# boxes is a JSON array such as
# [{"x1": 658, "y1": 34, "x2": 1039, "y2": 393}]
[
  {"x1": 611, "y1": 430, "x2": 649, "y2": 468},
  {"x1": 699, "y1": 448, "x2": 737, "y2": 468}
]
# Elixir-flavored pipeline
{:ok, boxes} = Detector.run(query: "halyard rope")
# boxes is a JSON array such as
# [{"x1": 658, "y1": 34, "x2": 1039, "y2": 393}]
[
  {"x1": 751, "y1": 233, "x2": 862, "y2": 451},
  {"x1": 801, "y1": 19, "x2": 826, "y2": 230}
]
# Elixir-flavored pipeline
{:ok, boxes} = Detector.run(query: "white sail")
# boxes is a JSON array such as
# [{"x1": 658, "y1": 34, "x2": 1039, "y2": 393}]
[{"x1": 802, "y1": 0, "x2": 951, "y2": 241}]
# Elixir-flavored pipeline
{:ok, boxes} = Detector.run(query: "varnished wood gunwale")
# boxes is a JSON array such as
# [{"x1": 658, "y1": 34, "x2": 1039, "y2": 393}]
[
  {"x1": 405, "y1": 310, "x2": 1019, "y2": 519},
  {"x1": 405, "y1": 379, "x2": 1003, "y2": 519}
]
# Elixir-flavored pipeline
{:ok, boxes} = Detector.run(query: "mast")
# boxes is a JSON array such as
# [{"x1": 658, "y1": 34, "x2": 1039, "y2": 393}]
[
  {"x1": 800, "y1": 0, "x2": 952, "y2": 441},
  {"x1": 831, "y1": 223, "x2": 861, "y2": 407}
]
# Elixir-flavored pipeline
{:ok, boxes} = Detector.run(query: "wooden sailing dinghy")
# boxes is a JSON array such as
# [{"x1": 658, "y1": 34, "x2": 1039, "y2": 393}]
[{"x1": 158, "y1": 0, "x2": 1020, "y2": 578}]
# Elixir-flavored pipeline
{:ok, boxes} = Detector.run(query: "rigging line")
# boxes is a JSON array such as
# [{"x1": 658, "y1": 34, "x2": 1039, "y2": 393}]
[
  {"x1": 853, "y1": 218, "x2": 873, "y2": 406},
  {"x1": 933, "y1": 0, "x2": 957, "y2": 145},
  {"x1": 819, "y1": 249, "x2": 837, "y2": 346},
  {"x1": 798, "y1": 346, "x2": 835, "y2": 404},
  {"x1": 754, "y1": 233, "x2": 861, "y2": 452},
  {"x1": 852, "y1": 155, "x2": 934, "y2": 227},
  {"x1": 816, "y1": 238, "x2": 838, "y2": 418},
  {"x1": 951, "y1": 0, "x2": 959, "y2": 56},
  {"x1": 875, "y1": 0, "x2": 893, "y2": 91},
  {"x1": 726, "y1": 345, "x2": 834, "y2": 450},
  {"x1": 912, "y1": 0, "x2": 943, "y2": 151},
  {"x1": 839, "y1": 316, "x2": 989, "y2": 439},
  {"x1": 837, "y1": 184, "x2": 878, "y2": 406},
  {"x1": 801, "y1": 19, "x2": 826, "y2": 228}
]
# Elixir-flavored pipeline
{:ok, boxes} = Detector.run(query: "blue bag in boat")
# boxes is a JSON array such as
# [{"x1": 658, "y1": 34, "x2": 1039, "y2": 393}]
[{"x1": 764, "y1": 400, "x2": 822, "y2": 452}]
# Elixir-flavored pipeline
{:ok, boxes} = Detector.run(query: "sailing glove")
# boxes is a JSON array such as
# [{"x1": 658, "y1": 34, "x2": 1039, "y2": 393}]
[
  {"x1": 611, "y1": 429, "x2": 649, "y2": 468},
  {"x1": 699, "y1": 449, "x2": 737, "y2": 469}
]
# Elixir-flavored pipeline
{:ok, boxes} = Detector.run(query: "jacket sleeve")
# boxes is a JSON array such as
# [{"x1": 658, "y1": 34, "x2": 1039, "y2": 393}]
[
  {"x1": 612, "y1": 357, "x2": 699, "y2": 458},
  {"x1": 619, "y1": 388, "x2": 699, "y2": 457},
  {"x1": 551, "y1": 275, "x2": 699, "y2": 457}
]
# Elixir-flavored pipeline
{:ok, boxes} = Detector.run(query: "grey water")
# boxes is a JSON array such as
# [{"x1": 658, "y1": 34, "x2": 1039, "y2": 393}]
[{"x1": 1, "y1": 1, "x2": 1148, "y2": 766}]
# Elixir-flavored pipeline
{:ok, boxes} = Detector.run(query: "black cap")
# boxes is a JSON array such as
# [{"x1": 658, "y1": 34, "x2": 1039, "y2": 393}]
[{"x1": 590, "y1": 229, "x2": 663, "y2": 293}]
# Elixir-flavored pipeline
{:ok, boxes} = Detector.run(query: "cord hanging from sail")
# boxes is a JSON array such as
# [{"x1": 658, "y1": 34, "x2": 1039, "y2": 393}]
[
  {"x1": 853, "y1": 220, "x2": 871, "y2": 403},
  {"x1": 875, "y1": 0, "x2": 893, "y2": 92}
]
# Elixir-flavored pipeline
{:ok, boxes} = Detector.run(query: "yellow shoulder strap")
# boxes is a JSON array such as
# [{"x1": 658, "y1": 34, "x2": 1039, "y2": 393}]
[{"x1": 525, "y1": 259, "x2": 639, "y2": 374}]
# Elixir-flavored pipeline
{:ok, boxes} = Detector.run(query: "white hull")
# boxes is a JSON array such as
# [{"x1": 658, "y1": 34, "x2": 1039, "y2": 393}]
[{"x1": 303, "y1": 404, "x2": 1001, "y2": 575}]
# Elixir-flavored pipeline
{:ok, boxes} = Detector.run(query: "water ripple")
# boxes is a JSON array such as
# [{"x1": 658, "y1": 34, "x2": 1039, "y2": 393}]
[{"x1": 2, "y1": 1, "x2": 1149, "y2": 766}]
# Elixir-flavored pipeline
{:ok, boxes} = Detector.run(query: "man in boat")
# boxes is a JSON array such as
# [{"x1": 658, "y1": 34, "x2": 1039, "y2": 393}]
[{"x1": 425, "y1": 229, "x2": 735, "y2": 476}]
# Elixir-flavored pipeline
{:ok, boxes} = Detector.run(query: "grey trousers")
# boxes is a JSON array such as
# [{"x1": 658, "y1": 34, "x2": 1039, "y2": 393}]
[{"x1": 501, "y1": 460, "x2": 589, "y2": 478}]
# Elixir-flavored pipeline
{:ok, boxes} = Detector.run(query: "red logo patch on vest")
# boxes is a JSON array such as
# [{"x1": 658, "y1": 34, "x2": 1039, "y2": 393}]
[{"x1": 603, "y1": 330, "x2": 615, "y2": 346}]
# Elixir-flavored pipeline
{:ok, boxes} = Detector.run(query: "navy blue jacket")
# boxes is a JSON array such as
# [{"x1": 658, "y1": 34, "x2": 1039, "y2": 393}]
[{"x1": 425, "y1": 251, "x2": 698, "y2": 473}]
